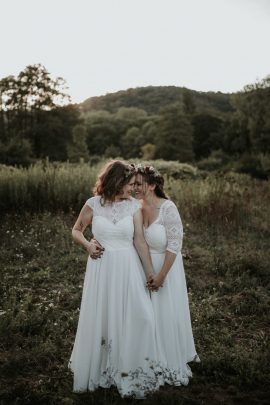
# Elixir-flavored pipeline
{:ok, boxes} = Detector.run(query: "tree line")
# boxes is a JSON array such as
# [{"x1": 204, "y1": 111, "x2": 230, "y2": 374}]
[{"x1": 0, "y1": 64, "x2": 269, "y2": 178}]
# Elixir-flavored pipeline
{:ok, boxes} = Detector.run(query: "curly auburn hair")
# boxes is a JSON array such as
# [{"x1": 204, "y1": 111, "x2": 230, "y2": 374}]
[
  {"x1": 93, "y1": 160, "x2": 136, "y2": 204},
  {"x1": 136, "y1": 164, "x2": 168, "y2": 199}
]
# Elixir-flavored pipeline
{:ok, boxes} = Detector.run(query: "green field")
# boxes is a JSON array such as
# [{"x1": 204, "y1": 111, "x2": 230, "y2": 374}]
[{"x1": 0, "y1": 162, "x2": 269, "y2": 404}]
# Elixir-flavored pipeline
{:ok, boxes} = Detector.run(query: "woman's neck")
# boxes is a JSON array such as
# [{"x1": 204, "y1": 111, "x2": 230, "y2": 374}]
[{"x1": 143, "y1": 194, "x2": 162, "y2": 208}]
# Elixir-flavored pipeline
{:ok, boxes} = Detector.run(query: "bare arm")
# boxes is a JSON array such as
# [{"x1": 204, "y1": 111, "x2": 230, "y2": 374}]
[
  {"x1": 133, "y1": 209, "x2": 154, "y2": 279},
  {"x1": 72, "y1": 204, "x2": 103, "y2": 258}
]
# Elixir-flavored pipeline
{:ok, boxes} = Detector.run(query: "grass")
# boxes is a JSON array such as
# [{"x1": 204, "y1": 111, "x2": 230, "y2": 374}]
[{"x1": 0, "y1": 169, "x2": 269, "y2": 404}]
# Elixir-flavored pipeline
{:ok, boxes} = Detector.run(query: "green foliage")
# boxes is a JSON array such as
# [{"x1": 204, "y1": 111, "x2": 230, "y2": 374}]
[
  {"x1": 1, "y1": 70, "x2": 270, "y2": 174},
  {"x1": 0, "y1": 65, "x2": 79, "y2": 164},
  {"x1": 233, "y1": 153, "x2": 270, "y2": 179},
  {"x1": 156, "y1": 104, "x2": 194, "y2": 162},
  {"x1": 81, "y1": 86, "x2": 233, "y2": 116},
  {"x1": 192, "y1": 114, "x2": 223, "y2": 159},
  {"x1": 182, "y1": 88, "x2": 196, "y2": 115},
  {"x1": 83, "y1": 110, "x2": 119, "y2": 156},
  {"x1": 232, "y1": 75, "x2": 270, "y2": 154},
  {"x1": 141, "y1": 143, "x2": 156, "y2": 160},
  {"x1": 67, "y1": 124, "x2": 89, "y2": 163},
  {"x1": 0, "y1": 136, "x2": 33, "y2": 166},
  {"x1": 122, "y1": 126, "x2": 144, "y2": 158},
  {"x1": 0, "y1": 161, "x2": 100, "y2": 213},
  {"x1": 197, "y1": 149, "x2": 230, "y2": 171}
]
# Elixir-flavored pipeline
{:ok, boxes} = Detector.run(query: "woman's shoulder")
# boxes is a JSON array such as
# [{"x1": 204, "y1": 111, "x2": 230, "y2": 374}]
[
  {"x1": 85, "y1": 195, "x2": 100, "y2": 209},
  {"x1": 162, "y1": 199, "x2": 176, "y2": 209},
  {"x1": 161, "y1": 199, "x2": 180, "y2": 215},
  {"x1": 129, "y1": 196, "x2": 142, "y2": 208}
]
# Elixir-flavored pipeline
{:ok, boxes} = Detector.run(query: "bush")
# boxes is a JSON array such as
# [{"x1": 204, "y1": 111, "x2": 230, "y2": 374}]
[{"x1": 234, "y1": 153, "x2": 269, "y2": 180}]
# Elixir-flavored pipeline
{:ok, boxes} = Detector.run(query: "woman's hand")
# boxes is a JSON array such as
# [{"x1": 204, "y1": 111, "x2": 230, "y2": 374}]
[
  {"x1": 86, "y1": 239, "x2": 104, "y2": 259},
  {"x1": 147, "y1": 271, "x2": 166, "y2": 292},
  {"x1": 146, "y1": 272, "x2": 155, "y2": 288}
]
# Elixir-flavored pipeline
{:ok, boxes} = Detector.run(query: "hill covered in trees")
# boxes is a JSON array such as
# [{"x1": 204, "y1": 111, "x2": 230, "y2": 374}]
[
  {"x1": 80, "y1": 86, "x2": 234, "y2": 117},
  {"x1": 0, "y1": 64, "x2": 269, "y2": 179}
]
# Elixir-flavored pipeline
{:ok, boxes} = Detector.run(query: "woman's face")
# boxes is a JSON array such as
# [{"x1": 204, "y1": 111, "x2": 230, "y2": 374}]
[
  {"x1": 120, "y1": 175, "x2": 136, "y2": 199},
  {"x1": 134, "y1": 174, "x2": 150, "y2": 199}
]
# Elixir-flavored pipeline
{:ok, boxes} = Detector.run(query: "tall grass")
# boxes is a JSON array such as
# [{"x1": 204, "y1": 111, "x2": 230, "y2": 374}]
[
  {"x1": 1, "y1": 161, "x2": 269, "y2": 234},
  {"x1": 167, "y1": 173, "x2": 269, "y2": 232},
  {"x1": 0, "y1": 161, "x2": 100, "y2": 213},
  {"x1": 0, "y1": 163, "x2": 269, "y2": 403}
]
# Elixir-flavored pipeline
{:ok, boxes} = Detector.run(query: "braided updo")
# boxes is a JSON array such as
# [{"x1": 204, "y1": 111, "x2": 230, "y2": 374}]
[{"x1": 136, "y1": 164, "x2": 168, "y2": 199}]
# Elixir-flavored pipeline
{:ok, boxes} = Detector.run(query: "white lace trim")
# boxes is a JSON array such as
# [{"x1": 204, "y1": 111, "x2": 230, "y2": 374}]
[
  {"x1": 86, "y1": 196, "x2": 141, "y2": 224},
  {"x1": 156, "y1": 200, "x2": 183, "y2": 254},
  {"x1": 70, "y1": 338, "x2": 195, "y2": 398}
]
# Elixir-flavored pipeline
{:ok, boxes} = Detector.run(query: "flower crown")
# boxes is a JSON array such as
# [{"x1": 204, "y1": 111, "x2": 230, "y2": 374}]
[
  {"x1": 124, "y1": 163, "x2": 136, "y2": 179},
  {"x1": 136, "y1": 164, "x2": 161, "y2": 178}
]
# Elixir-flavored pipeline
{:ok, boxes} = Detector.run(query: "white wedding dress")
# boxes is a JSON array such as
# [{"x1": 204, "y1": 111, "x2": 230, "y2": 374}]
[
  {"x1": 144, "y1": 199, "x2": 200, "y2": 385},
  {"x1": 69, "y1": 196, "x2": 160, "y2": 398}
]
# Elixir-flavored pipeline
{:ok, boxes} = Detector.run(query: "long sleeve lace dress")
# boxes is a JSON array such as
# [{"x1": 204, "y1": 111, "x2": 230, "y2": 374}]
[{"x1": 144, "y1": 199, "x2": 200, "y2": 386}]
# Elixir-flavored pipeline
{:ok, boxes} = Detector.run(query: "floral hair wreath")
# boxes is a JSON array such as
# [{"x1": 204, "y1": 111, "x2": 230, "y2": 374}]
[
  {"x1": 124, "y1": 163, "x2": 136, "y2": 179},
  {"x1": 136, "y1": 164, "x2": 161, "y2": 179}
]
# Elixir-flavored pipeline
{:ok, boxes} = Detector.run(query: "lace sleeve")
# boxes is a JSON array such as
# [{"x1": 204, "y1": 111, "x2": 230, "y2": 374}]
[{"x1": 162, "y1": 201, "x2": 183, "y2": 254}]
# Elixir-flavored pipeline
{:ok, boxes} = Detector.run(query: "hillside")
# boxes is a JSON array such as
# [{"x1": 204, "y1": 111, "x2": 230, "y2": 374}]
[{"x1": 80, "y1": 85, "x2": 235, "y2": 116}]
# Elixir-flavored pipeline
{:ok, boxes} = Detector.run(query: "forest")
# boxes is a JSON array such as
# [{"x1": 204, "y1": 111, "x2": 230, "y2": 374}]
[{"x1": 0, "y1": 64, "x2": 270, "y2": 179}]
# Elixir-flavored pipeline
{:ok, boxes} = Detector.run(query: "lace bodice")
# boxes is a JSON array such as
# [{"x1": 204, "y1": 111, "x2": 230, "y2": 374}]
[
  {"x1": 86, "y1": 196, "x2": 141, "y2": 224},
  {"x1": 85, "y1": 196, "x2": 141, "y2": 251},
  {"x1": 144, "y1": 200, "x2": 183, "y2": 254}
]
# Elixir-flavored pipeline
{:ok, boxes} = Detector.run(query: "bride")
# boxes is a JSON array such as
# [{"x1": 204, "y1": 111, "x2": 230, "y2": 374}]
[
  {"x1": 69, "y1": 160, "x2": 160, "y2": 398},
  {"x1": 134, "y1": 164, "x2": 200, "y2": 385}
]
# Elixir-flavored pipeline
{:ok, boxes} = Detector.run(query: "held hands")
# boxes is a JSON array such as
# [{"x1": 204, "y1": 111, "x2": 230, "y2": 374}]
[
  {"x1": 146, "y1": 272, "x2": 166, "y2": 292},
  {"x1": 87, "y1": 239, "x2": 104, "y2": 259}
]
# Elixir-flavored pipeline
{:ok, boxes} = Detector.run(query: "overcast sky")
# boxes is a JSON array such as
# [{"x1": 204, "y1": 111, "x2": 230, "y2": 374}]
[{"x1": 1, "y1": 0, "x2": 269, "y2": 103}]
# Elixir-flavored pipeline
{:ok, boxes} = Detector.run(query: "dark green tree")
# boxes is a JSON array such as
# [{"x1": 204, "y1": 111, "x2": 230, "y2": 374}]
[
  {"x1": 232, "y1": 75, "x2": 270, "y2": 153},
  {"x1": 122, "y1": 126, "x2": 144, "y2": 158},
  {"x1": 67, "y1": 124, "x2": 90, "y2": 162},
  {"x1": 0, "y1": 64, "x2": 72, "y2": 163},
  {"x1": 192, "y1": 114, "x2": 223, "y2": 159},
  {"x1": 183, "y1": 89, "x2": 196, "y2": 115},
  {"x1": 155, "y1": 104, "x2": 194, "y2": 162}
]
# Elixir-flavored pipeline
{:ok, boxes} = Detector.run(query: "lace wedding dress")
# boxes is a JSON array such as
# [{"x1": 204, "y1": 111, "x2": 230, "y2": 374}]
[
  {"x1": 69, "y1": 196, "x2": 160, "y2": 398},
  {"x1": 144, "y1": 199, "x2": 200, "y2": 385}
]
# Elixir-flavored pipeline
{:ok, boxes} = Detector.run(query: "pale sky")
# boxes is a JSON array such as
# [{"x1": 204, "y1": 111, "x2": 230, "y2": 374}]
[{"x1": 1, "y1": 0, "x2": 270, "y2": 103}]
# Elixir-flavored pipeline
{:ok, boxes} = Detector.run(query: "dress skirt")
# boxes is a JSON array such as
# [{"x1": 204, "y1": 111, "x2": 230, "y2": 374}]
[
  {"x1": 69, "y1": 246, "x2": 160, "y2": 398},
  {"x1": 150, "y1": 251, "x2": 200, "y2": 386}
]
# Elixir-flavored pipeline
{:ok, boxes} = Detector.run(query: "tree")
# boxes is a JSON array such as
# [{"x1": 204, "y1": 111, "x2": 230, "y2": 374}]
[
  {"x1": 0, "y1": 64, "x2": 72, "y2": 163},
  {"x1": 84, "y1": 111, "x2": 119, "y2": 156},
  {"x1": 0, "y1": 137, "x2": 32, "y2": 166},
  {"x1": 141, "y1": 120, "x2": 158, "y2": 144},
  {"x1": 232, "y1": 75, "x2": 270, "y2": 153},
  {"x1": 67, "y1": 124, "x2": 89, "y2": 162},
  {"x1": 141, "y1": 143, "x2": 156, "y2": 160},
  {"x1": 192, "y1": 114, "x2": 223, "y2": 159},
  {"x1": 30, "y1": 105, "x2": 80, "y2": 160},
  {"x1": 182, "y1": 89, "x2": 196, "y2": 115},
  {"x1": 122, "y1": 127, "x2": 144, "y2": 158},
  {"x1": 155, "y1": 104, "x2": 194, "y2": 162}
]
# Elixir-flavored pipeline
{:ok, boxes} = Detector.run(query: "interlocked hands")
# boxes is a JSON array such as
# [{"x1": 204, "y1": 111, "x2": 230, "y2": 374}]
[{"x1": 146, "y1": 272, "x2": 165, "y2": 292}]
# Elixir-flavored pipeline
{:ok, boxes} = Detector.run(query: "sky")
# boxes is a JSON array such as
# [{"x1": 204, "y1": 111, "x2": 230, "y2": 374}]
[{"x1": 1, "y1": 0, "x2": 270, "y2": 103}]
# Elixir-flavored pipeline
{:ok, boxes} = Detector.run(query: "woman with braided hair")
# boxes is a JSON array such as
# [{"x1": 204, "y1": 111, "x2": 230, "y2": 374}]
[{"x1": 134, "y1": 164, "x2": 200, "y2": 386}]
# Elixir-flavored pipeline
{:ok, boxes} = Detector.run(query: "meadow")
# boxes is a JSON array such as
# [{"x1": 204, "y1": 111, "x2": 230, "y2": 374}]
[{"x1": 0, "y1": 161, "x2": 269, "y2": 404}]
